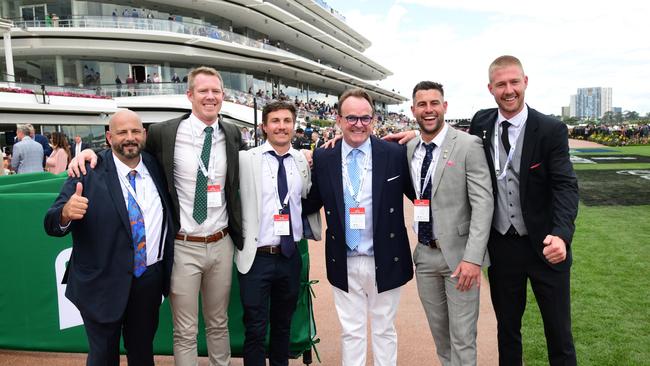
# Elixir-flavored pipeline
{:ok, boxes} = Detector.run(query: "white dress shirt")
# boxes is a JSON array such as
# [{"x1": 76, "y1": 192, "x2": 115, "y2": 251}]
[
  {"x1": 257, "y1": 142, "x2": 304, "y2": 246},
  {"x1": 174, "y1": 113, "x2": 228, "y2": 236},
  {"x1": 494, "y1": 105, "x2": 528, "y2": 158},
  {"x1": 341, "y1": 138, "x2": 374, "y2": 256},
  {"x1": 410, "y1": 123, "x2": 448, "y2": 237},
  {"x1": 113, "y1": 153, "x2": 165, "y2": 266}
]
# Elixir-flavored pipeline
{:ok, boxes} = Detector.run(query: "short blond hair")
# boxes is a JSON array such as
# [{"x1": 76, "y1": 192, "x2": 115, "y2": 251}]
[
  {"x1": 488, "y1": 55, "x2": 525, "y2": 82},
  {"x1": 187, "y1": 66, "x2": 224, "y2": 92}
]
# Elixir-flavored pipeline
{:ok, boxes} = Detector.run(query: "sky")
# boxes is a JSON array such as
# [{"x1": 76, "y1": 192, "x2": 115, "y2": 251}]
[{"x1": 325, "y1": 0, "x2": 650, "y2": 119}]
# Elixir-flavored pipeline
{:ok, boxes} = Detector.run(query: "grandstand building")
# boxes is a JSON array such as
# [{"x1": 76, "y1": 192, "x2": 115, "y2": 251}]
[{"x1": 0, "y1": 0, "x2": 406, "y2": 150}]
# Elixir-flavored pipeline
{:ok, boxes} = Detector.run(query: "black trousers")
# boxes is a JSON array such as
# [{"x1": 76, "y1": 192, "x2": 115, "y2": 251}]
[
  {"x1": 487, "y1": 230, "x2": 576, "y2": 366},
  {"x1": 238, "y1": 250, "x2": 302, "y2": 366},
  {"x1": 81, "y1": 262, "x2": 164, "y2": 366}
]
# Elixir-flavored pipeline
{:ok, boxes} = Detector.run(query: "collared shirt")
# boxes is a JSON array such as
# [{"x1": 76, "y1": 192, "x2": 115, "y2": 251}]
[
  {"x1": 174, "y1": 113, "x2": 228, "y2": 236},
  {"x1": 257, "y1": 142, "x2": 304, "y2": 246},
  {"x1": 410, "y1": 123, "x2": 449, "y2": 237},
  {"x1": 495, "y1": 105, "x2": 528, "y2": 154},
  {"x1": 113, "y1": 153, "x2": 164, "y2": 266},
  {"x1": 341, "y1": 138, "x2": 373, "y2": 256}
]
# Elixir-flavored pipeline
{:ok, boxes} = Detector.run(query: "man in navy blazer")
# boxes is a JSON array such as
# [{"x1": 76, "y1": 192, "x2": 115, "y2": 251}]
[
  {"x1": 304, "y1": 88, "x2": 414, "y2": 366},
  {"x1": 469, "y1": 55, "x2": 579, "y2": 365},
  {"x1": 44, "y1": 110, "x2": 175, "y2": 366}
]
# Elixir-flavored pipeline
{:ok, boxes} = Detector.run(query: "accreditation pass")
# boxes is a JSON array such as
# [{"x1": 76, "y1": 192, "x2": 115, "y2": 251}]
[
  {"x1": 349, "y1": 207, "x2": 366, "y2": 229},
  {"x1": 413, "y1": 199, "x2": 430, "y2": 222}
]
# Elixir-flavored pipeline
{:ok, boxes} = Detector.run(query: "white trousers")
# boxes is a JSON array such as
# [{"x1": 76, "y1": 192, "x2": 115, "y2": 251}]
[{"x1": 332, "y1": 255, "x2": 402, "y2": 366}]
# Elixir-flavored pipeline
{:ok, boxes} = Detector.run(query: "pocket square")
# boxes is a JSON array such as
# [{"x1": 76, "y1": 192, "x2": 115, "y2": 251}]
[
  {"x1": 530, "y1": 162, "x2": 542, "y2": 170},
  {"x1": 446, "y1": 160, "x2": 456, "y2": 167},
  {"x1": 387, "y1": 175, "x2": 400, "y2": 182}
]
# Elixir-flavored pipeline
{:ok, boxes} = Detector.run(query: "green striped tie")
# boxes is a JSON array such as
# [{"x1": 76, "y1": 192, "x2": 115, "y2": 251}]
[{"x1": 193, "y1": 126, "x2": 213, "y2": 224}]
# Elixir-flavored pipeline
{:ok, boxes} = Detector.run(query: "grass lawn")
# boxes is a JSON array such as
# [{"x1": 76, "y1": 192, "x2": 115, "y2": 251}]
[{"x1": 521, "y1": 144, "x2": 650, "y2": 365}]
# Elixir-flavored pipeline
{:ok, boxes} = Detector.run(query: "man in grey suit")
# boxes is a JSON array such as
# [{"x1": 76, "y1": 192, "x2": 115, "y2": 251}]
[
  {"x1": 70, "y1": 66, "x2": 245, "y2": 366},
  {"x1": 11, "y1": 124, "x2": 44, "y2": 174},
  {"x1": 406, "y1": 81, "x2": 493, "y2": 366}
]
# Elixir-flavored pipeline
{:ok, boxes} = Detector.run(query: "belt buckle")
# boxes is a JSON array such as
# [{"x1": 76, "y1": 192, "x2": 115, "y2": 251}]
[{"x1": 269, "y1": 246, "x2": 279, "y2": 254}]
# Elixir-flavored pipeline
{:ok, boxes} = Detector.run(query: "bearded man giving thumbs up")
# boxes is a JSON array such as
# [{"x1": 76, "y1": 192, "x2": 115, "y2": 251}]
[{"x1": 44, "y1": 110, "x2": 175, "y2": 366}]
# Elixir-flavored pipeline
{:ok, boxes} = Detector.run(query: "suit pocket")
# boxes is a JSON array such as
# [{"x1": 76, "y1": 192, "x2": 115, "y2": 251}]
[{"x1": 457, "y1": 221, "x2": 470, "y2": 236}]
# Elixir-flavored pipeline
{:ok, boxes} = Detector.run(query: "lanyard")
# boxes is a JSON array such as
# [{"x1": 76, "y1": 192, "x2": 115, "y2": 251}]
[
  {"x1": 494, "y1": 123, "x2": 517, "y2": 181},
  {"x1": 118, "y1": 171, "x2": 146, "y2": 209},
  {"x1": 413, "y1": 142, "x2": 436, "y2": 200},
  {"x1": 264, "y1": 152, "x2": 296, "y2": 213},
  {"x1": 190, "y1": 122, "x2": 218, "y2": 181},
  {"x1": 342, "y1": 150, "x2": 370, "y2": 206}
]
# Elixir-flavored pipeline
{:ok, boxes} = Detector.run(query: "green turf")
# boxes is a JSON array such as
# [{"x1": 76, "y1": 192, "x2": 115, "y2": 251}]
[
  {"x1": 572, "y1": 163, "x2": 650, "y2": 171},
  {"x1": 521, "y1": 205, "x2": 650, "y2": 365},
  {"x1": 572, "y1": 145, "x2": 650, "y2": 156}
]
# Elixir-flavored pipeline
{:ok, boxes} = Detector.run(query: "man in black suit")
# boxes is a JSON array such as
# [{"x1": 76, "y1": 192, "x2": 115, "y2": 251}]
[
  {"x1": 468, "y1": 55, "x2": 579, "y2": 365},
  {"x1": 304, "y1": 88, "x2": 415, "y2": 365},
  {"x1": 72, "y1": 134, "x2": 90, "y2": 158},
  {"x1": 44, "y1": 110, "x2": 175, "y2": 366}
]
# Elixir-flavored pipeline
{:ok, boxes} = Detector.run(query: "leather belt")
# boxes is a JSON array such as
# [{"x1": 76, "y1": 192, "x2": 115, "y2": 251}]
[
  {"x1": 257, "y1": 245, "x2": 281, "y2": 255},
  {"x1": 420, "y1": 239, "x2": 440, "y2": 249},
  {"x1": 175, "y1": 227, "x2": 229, "y2": 243}
]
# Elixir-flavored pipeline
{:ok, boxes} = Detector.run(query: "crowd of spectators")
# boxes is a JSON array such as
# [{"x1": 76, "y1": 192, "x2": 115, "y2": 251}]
[
  {"x1": 2, "y1": 125, "x2": 76, "y2": 176},
  {"x1": 570, "y1": 123, "x2": 650, "y2": 146}
]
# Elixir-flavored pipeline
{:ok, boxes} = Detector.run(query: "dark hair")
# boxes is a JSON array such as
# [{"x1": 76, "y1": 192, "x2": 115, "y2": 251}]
[
  {"x1": 412, "y1": 81, "x2": 444, "y2": 99},
  {"x1": 261, "y1": 100, "x2": 297, "y2": 138},
  {"x1": 337, "y1": 88, "x2": 374, "y2": 115},
  {"x1": 262, "y1": 100, "x2": 296, "y2": 124}
]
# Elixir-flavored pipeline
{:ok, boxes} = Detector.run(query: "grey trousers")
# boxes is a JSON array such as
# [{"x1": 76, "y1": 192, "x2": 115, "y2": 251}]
[{"x1": 413, "y1": 243, "x2": 480, "y2": 366}]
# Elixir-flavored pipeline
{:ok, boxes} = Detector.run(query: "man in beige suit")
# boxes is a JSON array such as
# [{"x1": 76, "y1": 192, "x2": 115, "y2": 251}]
[
  {"x1": 235, "y1": 100, "x2": 321, "y2": 365},
  {"x1": 406, "y1": 81, "x2": 493, "y2": 366}
]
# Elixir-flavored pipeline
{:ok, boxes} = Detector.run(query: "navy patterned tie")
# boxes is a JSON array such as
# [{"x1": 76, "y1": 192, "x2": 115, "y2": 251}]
[
  {"x1": 269, "y1": 151, "x2": 295, "y2": 258},
  {"x1": 418, "y1": 143, "x2": 436, "y2": 245}
]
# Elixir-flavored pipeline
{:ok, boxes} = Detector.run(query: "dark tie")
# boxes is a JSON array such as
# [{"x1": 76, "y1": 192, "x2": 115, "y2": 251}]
[
  {"x1": 127, "y1": 170, "x2": 147, "y2": 277},
  {"x1": 501, "y1": 121, "x2": 511, "y2": 152},
  {"x1": 269, "y1": 151, "x2": 295, "y2": 258},
  {"x1": 417, "y1": 143, "x2": 436, "y2": 245},
  {"x1": 193, "y1": 126, "x2": 213, "y2": 224}
]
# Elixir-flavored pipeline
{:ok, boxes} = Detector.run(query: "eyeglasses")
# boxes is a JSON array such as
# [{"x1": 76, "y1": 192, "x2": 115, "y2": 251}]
[{"x1": 344, "y1": 115, "x2": 373, "y2": 125}]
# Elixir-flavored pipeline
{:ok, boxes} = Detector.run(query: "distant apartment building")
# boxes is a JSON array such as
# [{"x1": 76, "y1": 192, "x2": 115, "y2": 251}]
[
  {"x1": 561, "y1": 106, "x2": 571, "y2": 118},
  {"x1": 575, "y1": 87, "x2": 612, "y2": 119}
]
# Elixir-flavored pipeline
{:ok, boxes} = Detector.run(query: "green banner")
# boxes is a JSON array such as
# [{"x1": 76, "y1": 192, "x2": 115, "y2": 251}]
[{"x1": 0, "y1": 173, "x2": 317, "y2": 358}]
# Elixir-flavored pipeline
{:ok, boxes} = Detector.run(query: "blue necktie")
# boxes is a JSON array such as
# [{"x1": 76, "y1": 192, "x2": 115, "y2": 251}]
[
  {"x1": 193, "y1": 126, "x2": 213, "y2": 224},
  {"x1": 418, "y1": 143, "x2": 436, "y2": 245},
  {"x1": 269, "y1": 151, "x2": 295, "y2": 258},
  {"x1": 344, "y1": 149, "x2": 362, "y2": 251},
  {"x1": 127, "y1": 170, "x2": 147, "y2": 277}
]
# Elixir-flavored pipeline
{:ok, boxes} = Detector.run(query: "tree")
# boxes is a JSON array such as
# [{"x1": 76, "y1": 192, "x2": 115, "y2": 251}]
[{"x1": 624, "y1": 110, "x2": 639, "y2": 121}]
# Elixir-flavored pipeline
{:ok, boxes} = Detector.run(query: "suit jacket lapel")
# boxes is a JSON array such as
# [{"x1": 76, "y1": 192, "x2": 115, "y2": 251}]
[
  {"x1": 328, "y1": 142, "x2": 346, "y2": 231},
  {"x1": 103, "y1": 151, "x2": 131, "y2": 236},
  {"x1": 430, "y1": 127, "x2": 457, "y2": 196},
  {"x1": 519, "y1": 109, "x2": 539, "y2": 203},
  {"x1": 161, "y1": 117, "x2": 182, "y2": 205},
  {"x1": 371, "y1": 136, "x2": 386, "y2": 233},
  {"x1": 251, "y1": 148, "x2": 264, "y2": 214}
]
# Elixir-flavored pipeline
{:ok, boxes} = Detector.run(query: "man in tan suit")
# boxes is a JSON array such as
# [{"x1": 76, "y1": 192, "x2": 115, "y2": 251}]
[{"x1": 406, "y1": 81, "x2": 493, "y2": 366}]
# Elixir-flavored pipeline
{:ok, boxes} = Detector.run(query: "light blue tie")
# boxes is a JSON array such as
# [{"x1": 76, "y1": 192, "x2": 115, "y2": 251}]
[{"x1": 344, "y1": 149, "x2": 362, "y2": 251}]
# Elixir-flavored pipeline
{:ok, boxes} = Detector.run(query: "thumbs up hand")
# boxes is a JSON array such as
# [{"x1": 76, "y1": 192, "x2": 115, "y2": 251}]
[{"x1": 61, "y1": 182, "x2": 89, "y2": 225}]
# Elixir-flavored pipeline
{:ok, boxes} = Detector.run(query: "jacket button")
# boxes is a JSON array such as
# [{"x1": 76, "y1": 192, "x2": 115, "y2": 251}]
[
  {"x1": 331, "y1": 235, "x2": 335, "y2": 240},
  {"x1": 390, "y1": 233, "x2": 395, "y2": 238},
  {"x1": 332, "y1": 258, "x2": 336, "y2": 262},
  {"x1": 127, "y1": 270, "x2": 133, "y2": 274},
  {"x1": 389, "y1": 208, "x2": 394, "y2": 213},
  {"x1": 326, "y1": 210, "x2": 331, "y2": 215},
  {"x1": 394, "y1": 257, "x2": 399, "y2": 262}
]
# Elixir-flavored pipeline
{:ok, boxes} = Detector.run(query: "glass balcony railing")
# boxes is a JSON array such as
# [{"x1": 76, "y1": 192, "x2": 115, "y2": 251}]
[{"x1": 13, "y1": 16, "x2": 297, "y2": 56}]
